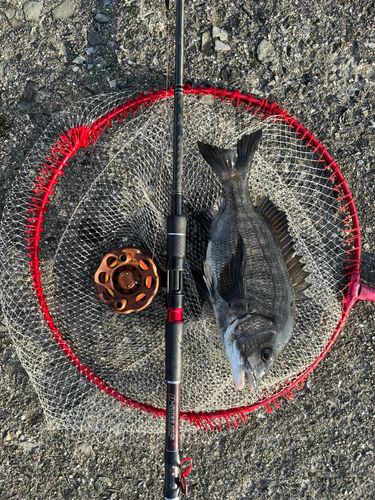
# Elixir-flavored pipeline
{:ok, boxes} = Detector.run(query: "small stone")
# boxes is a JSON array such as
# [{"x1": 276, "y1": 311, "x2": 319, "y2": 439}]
[
  {"x1": 103, "y1": 0, "x2": 111, "y2": 5},
  {"x1": 5, "y1": 7, "x2": 15, "y2": 20},
  {"x1": 94, "y1": 12, "x2": 110, "y2": 23},
  {"x1": 117, "y1": 81, "x2": 128, "y2": 89},
  {"x1": 59, "y1": 44, "x2": 67, "y2": 56},
  {"x1": 199, "y1": 94, "x2": 215, "y2": 106},
  {"x1": 85, "y1": 47, "x2": 95, "y2": 55},
  {"x1": 87, "y1": 64, "x2": 93, "y2": 69},
  {"x1": 18, "y1": 81, "x2": 37, "y2": 110},
  {"x1": 25, "y1": 408, "x2": 43, "y2": 423},
  {"x1": 108, "y1": 80, "x2": 116, "y2": 88},
  {"x1": 73, "y1": 56, "x2": 85, "y2": 64},
  {"x1": 212, "y1": 5, "x2": 226, "y2": 27},
  {"x1": 257, "y1": 39, "x2": 278, "y2": 66},
  {"x1": 214, "y1": 40, "x2": 230, "y2": 52},
  {"x1": 20, "y1": 442, "x2": 37, "y2": 453},
  {"x1": 77, "y1": 442, "x2": 95, "y2": 459},
  {"x1": 35, "y1": 88, "x2": 48, "y2": 103},
  {"x1": 201, "y1": 31, "x2": 213, "y2": 56},
  {"x1": 220, "y1": 65, "x2": 240, "y2": 83},
  {"x1": 98, "y1": 476, "x2": 111, "y2": 484},
  {"x1": 88, "y1": 32, "x2": 103, "y2": 46},
  {"x1": 10, "y1": 12, "x2": 23, "y2": 28},
  {"x1": 61, "y1": 487, "x2": 75, "y2": 500},
  {"x1": 212, "y1": 26, "x2": 228, "y2": 42},
  {"x1": 94, "y1": 482, "x2": 104, "y2": 494},
  {"x1": 73, "y1": 66, "x2": 79, "y2": 72},
  {"x1": 4, "y1": 431, "x2": 13, "y2": 442},
  {"x1": 23, "y1": 1, "x2": 43, "y2": 21},
  {"x1": 283, "y1": 15, "x2": 298, "y2": 28},
  {"x1": 52, "y1": 0, "x2": 76, "y2": 20}
]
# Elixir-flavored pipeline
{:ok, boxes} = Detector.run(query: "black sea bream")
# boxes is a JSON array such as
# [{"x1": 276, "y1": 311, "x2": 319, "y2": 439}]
[{"x1": 196, "y1": 131, "x2": 310, "y2": 390}]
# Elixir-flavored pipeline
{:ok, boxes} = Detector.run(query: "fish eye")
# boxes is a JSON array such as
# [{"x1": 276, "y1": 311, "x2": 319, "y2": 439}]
[{"x1": 261, "y1": 348, "x2": 273, "y2": 363}]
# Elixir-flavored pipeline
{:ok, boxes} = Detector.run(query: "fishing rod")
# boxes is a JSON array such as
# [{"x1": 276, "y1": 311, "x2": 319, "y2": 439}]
[{"x1": 164, "y1": 0, "x2": 188, "y2": 498}]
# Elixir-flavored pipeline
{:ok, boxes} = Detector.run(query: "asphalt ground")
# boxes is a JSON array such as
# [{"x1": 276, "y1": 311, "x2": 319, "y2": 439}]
[{"x1": 1, "y1": 1, "x2": 375, "y2": 499}]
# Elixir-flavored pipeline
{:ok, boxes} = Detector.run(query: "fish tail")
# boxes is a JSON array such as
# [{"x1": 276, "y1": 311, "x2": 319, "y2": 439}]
[
  {"x1": 198, "y1": 130, "x2": 262, "y2": 182},
  {"x1": 197, "y1": 142, "x2": 237, "y2": 182},
  {"x1": 236, "y1": 130, "x2": 262, "y2": 176}
]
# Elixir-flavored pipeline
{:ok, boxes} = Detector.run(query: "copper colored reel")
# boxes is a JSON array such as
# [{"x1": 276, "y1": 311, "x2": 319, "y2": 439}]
[{"x1": 94, "y1": 247, "x2": 160, "y2": 314}]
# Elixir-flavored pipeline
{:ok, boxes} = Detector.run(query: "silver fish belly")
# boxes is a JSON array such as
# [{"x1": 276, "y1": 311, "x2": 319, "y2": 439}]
[{"x1": 197, "y1": 131, "x2": 308, "y2": 391}]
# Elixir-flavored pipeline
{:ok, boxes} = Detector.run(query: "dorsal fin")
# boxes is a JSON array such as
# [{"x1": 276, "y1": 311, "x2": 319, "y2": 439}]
[{"x1": 256, "y1": 197, "x2": 311, "y2": 300}]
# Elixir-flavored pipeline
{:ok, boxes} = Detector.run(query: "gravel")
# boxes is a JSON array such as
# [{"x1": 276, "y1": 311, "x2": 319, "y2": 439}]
[
  {"x1": 23, "y1": 1, "x2": 43, "y2": 21},
  {"x1": 94, "y1": 12, "x2": 111, "y2": 23},
  {"x1": 52, "y1": 0, "x2": 76, "y2": 21},
  {"x1": 1, "y1": 0, "x2": 375, "y2": 499},
  {"x1": 256, "y1": 39, "x2": 278, "y2": 66}
]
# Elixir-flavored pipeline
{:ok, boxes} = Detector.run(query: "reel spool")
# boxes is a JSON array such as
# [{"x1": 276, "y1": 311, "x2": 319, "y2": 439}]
[{"x1": 94, "y1": 247, "x2": 160, "y2": 314}]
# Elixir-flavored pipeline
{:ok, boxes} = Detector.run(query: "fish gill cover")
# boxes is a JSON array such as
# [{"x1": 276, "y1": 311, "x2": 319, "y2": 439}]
[{"x1": 0, "y1": 88, "x2": 351, "y2": 436}]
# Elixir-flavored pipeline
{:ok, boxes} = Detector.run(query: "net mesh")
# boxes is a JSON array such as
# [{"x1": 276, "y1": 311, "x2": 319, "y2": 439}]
[{"x1": 0, "y1": 89, "x2": 351, "y2": 435}]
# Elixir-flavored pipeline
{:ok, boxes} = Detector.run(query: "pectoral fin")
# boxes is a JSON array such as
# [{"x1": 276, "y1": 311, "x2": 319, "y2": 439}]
[
  {"x1": 203, "y1": 260, "x2": 215, "y2": 302},
  {"x1": 217, "y1": 235, "x2": 247, "y2": 306},
  {"x1": 192, "y1": 269, "x2": 211, "y2": 300},
  {"x1": 197, "y1": 199, "x2": 225, "y2": 238}
]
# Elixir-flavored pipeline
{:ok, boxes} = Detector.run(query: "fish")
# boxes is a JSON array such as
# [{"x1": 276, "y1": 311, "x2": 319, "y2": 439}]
[{"x1": 195, "y1": 130, "x2": 310, "y2": 391}]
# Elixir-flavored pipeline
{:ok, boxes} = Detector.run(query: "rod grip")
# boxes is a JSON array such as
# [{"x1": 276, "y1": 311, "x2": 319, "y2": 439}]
[{"x1": 165, "y1": 321, "x2": 183, "y2": 381}]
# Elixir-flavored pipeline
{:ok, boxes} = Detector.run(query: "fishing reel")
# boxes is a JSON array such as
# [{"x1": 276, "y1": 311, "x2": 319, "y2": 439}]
[{"x1": 94, "y1": 247, "x2": 160, "y2": 314}]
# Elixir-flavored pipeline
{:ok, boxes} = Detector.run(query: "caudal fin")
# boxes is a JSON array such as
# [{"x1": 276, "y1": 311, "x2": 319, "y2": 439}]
[
  {"x1": 197, "y1": 130, "x2": 262, "y2": 182},
  {"x1": 236, "y1": 130, "x2": 263, "y2": 174},
  {"x1": 197, "y1": 142, "x2": 237, "y2": 181}
]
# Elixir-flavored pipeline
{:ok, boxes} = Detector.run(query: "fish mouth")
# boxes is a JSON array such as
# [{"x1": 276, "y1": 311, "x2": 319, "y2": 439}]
[
  {"x1": 231, "y1": 364, "x2": 258, "y2": 391},
  {"x1": 225, "y1": 341, "x2": 258, "y2": 391},
  {"x1": 244, "y1": 366, "x2": 258, "y2": 391}
]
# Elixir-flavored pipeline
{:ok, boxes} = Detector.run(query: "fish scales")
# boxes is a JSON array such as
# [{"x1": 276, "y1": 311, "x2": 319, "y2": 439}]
[
  {"x1": 210, "y1": 179, "x2": 289, "y2": 308},
  {"x1": 197, "y1": 131, "x2": 297, "y2": 391}
]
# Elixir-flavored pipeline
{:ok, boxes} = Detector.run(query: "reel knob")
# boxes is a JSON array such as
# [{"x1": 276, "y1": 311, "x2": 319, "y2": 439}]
[{"x1": 94, "y1": 247, "x2": 160, "y2": 314}]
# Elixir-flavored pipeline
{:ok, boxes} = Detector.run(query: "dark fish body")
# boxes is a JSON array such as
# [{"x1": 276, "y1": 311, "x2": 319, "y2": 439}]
[{"x1": 197, "y1": 132, "x2": 310, "y2": 390}]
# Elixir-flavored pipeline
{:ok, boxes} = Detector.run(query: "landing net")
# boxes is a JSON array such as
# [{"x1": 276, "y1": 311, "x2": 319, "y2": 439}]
[{"x1": 0, "y1": 87, "x2": 359, "y2": 434}]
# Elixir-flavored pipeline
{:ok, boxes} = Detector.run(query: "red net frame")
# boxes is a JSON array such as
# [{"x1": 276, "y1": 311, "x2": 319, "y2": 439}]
[{"x1": 26, "y1": 85, "x2": 371, "y2": 431}]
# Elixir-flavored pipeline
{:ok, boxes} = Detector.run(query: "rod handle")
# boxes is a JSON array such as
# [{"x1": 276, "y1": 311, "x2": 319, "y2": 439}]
[{"x1": 165, "y1": 321, "x2": 183, "y2": 381}]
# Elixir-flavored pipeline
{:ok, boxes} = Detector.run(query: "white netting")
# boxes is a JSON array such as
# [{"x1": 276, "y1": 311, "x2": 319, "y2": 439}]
[{"x1": 0, "y1": 91, "x2": 348, "y2": 435}]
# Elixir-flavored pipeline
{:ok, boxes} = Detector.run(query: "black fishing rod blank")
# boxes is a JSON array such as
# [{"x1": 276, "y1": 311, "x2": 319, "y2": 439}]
[{"x1": 164, "y1": 0, "x2": 187, "y2": 499}]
